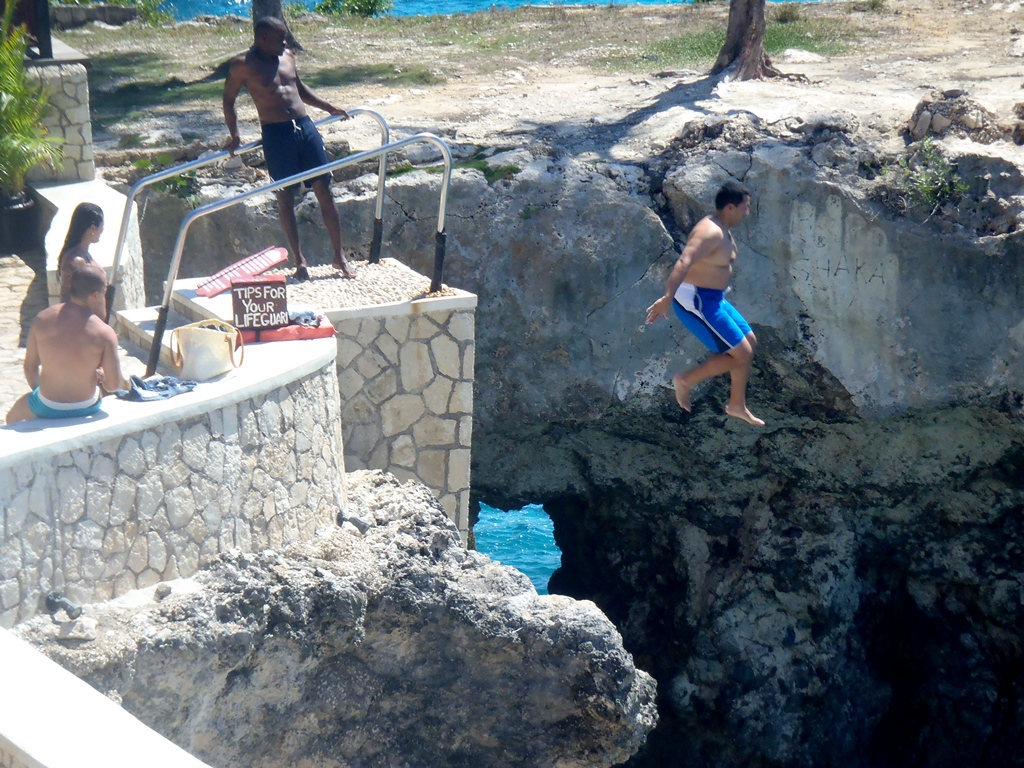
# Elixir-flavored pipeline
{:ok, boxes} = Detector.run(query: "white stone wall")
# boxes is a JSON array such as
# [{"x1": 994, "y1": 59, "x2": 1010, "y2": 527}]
[
  {"x1": 37, "y1": 180, "x2": 146, "y2": 312},
  {"x1": 25, "y1": 63, "x2": 94, "y2": 183},
  {"x1": 0, "y1": 746, "x2": 30, "y2": 768},
  {"x1": 0, "y1": 364, "x2": 344, "y2": 628},
  {"x1": 336, "y1": 305, "x2": 474, "y2": 539}
]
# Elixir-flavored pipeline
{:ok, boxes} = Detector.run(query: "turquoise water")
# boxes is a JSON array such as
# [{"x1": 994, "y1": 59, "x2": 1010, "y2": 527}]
[
  {"x1": 168, "y1": 0, "x2": 824, "y2": 22},
  {"x1": 474, "y1": 502, "x2": 561, "y2": 594}
]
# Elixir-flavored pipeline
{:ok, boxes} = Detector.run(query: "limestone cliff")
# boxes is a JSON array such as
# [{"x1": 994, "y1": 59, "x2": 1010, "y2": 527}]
[
  {"x1": 127, "y1": 109, "x2": 1024, "y2": 766},
  {"x1": 15, "y1": 471, "x2": 657, "y2": 768},
  {"x1": 369, "y1": 120, "x2": 1024, "y2": 766}
]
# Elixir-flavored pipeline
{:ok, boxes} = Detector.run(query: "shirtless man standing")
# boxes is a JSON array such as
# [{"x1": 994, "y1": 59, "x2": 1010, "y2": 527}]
[
  {"x1": 223, "y1": 16, "x2": 354, "y2": 281},
  {"x1": 645, "y1": 181, "x2": 764, "y2": 427},
  {"x1": 6, "y1": 265, "x2": 123, "y2": 424}
]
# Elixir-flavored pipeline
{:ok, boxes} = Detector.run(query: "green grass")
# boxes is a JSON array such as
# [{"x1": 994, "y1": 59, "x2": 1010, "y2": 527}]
[
  {"x1": 116, "y1": 133, "x2": 146, "y2": 149},
  {"x1": 419, "y1": 159, "x2": 520, "y2": 183},
  {"x1": 90, "y1": 74, "x2": 224, "y2": 131},
  {"x1": 55, "y1": 5, "x2": 870, "y2": 147},
  {"x1": 605, "y1": 17, "x2": 860, "y2": 70},
  {"x1": 764, "y1": 19, "x2": 855, "y2": 56},
  {"x1": 634, "y1": 29, "x2": 725, "y2": 69},
  {"x1": 303, "y1": 63, "x2": 443, "y2": 88},
  {"x1": 79, "y1": 46, "x2": 245, "y2": 131},
  {"x1": 87, "y1": 51, "x2": 170, "y2": 84},
  {"x1": 389, "y1": 161, "x2": 418, "y2": 177}
]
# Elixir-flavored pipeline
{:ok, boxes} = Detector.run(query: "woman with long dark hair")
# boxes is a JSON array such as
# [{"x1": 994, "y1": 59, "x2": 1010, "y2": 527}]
[{"x1": 58, "y1": 202, "x2": 104, "y2": 303}]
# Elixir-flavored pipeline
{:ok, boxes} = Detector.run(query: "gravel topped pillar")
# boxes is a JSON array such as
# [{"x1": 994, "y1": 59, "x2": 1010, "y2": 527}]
[{"x1": 300, "y1": 260, "x2": 477, "y2": 542}]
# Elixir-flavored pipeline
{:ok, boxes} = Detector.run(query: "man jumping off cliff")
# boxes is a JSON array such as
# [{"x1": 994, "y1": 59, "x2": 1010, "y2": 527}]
[
  {"x1": 223, "y1": 16, "x2": 354, "y2": 281},
  {"x1": 645, "y1": 181, "x2": 764, "y2": 427}
]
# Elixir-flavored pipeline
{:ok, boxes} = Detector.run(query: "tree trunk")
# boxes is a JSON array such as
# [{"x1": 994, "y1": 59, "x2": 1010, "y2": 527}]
[
  {"x1": 251, "y1": 0, "x2": 303, "y2": 51},
  {"x1": 710, "y1": 0, "x2": 779, "y2": 80}
]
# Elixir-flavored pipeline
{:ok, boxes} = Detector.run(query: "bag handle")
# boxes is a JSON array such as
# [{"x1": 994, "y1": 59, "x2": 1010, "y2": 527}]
[
  {"x1": 228, "y1": 327, "x2": 245, "y2": 369},
  {"x1": 191, "y1": 320, "x2": 245, "y2": 370},
  {"x1": 169, "y1": 327, "x2": 183, "y2": 368}
]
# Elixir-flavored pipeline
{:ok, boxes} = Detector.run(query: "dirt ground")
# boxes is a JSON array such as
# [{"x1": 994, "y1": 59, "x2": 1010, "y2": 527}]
[{"x1": 56, "y1": 0, "x2": 1024, "y2": 167}]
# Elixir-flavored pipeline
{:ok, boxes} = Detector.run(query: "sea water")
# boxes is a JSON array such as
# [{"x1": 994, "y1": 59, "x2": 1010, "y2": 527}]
[
  {"x1": 474, "y1": 502, "x2": 561, "y2": 594},
  {"x1": 167, "y1": 0, "x2": 823, "y2": 22}
]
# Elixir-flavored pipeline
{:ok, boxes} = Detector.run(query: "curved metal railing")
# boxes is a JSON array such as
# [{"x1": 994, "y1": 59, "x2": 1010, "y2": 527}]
[
  {"x1": 106, "y1": 108, "x2": 391, "y2": 316},
  {"x1": 144, "y1": 132, "x2": 453, "y2": 376}
]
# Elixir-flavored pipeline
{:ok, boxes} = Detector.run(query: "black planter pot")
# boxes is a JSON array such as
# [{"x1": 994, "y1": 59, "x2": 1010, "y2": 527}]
[{"x1": 0, "y1": 194, "x2": 42, "y2": 256}]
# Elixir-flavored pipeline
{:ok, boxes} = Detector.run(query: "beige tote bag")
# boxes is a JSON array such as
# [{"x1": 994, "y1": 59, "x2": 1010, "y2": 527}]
[{"x1": 169, "y1": 320, "x2": 244, "y2": 382}]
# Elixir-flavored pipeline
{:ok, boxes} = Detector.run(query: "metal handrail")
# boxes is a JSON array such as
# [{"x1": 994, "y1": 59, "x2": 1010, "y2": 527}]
[
  {"x1": 106, "y1": 108, "x2": 391, "y2": 316},
  {"x1": 144, "y1": 132, "x2": 454, "y2": 376}
]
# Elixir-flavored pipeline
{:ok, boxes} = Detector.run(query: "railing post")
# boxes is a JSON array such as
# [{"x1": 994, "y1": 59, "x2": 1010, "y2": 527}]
[
  {"x1": 431, "y1": 230, "x2": 446, "y2": 293},
  {"x1": 144, "y1": 132, "x2": 452, "y2": 374},
  {"x1": 370, "y1": 218, "x2": 384, "y2": 263},
  {"x1": 145, "y1": 305, "x2": 170, "y2": 377},
  {"x1": 107, "y1": 109, "x2": 391, "y2": 316}
]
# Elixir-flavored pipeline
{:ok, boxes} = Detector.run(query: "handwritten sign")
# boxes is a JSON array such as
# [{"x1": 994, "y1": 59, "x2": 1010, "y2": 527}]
[{"x1": 231, "y1": 275, "x2": 288, "y2": 330}]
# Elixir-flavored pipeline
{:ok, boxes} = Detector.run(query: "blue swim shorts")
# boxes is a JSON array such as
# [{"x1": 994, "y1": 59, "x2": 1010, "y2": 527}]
[
  {"x1": 672, "y1": 283, "x2": 752, "y2": 354},
  {"x1": 28, "y1": 388, "x2": 102, "y2": 419},
  {"x1": 261, "y1": 116, "x2": 331, "y2": 191}
]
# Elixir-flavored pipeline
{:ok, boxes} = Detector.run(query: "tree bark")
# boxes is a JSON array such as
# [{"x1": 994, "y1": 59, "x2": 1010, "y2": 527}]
[
  {"x1": 710, "y1": 0, "x2": 780, "y2": 80},
  {"x1": 251, "y1": 0, "x2": 303, "y2": 51}
]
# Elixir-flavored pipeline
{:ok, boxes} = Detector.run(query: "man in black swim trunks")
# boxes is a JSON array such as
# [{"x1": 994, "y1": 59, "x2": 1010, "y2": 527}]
[{"x1": 223, "y1": 16, "x2": 354, "y2": 280}]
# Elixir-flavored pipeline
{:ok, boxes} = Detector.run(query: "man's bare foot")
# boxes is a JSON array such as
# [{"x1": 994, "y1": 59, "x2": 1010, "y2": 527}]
[
  {"x1": 725, "y1": 405, "x2": 765, "y2": 427},
  {"x1": 672, "y1": 374, "x2": 692, "y2": 413},
  {"x1": 333, "y1": 257, "x2": 356, "y2": 279}
]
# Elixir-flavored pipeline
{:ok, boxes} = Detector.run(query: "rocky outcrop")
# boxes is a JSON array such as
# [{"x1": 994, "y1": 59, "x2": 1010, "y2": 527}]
[
  {"x1": 473, "y1": 349, "x2": 1024, "y2": 767},
  {"x1": 15, "y1": 471, "x2": 657, "y2": 768},
  {"x1": 426, "y1": 119, "x2": 1024, "y2": 766}
]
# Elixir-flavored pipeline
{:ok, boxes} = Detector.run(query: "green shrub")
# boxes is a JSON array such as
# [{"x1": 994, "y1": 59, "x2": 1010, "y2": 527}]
[
  {"x1": 133, "y1": 155, "x2": 201, "y2": 208},
  {"x1": 315, "y1": 0, "x2": 393, "y2": 18},
  {"x1": 887, "y1": 136, "x2": 967, "y2": 216},
  {"x1": 774, "y1": 3, "x2": 801, "y2": 23}
]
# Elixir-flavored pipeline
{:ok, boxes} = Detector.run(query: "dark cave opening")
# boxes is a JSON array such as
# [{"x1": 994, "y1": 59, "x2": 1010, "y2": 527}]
[
  {"x1": 859, "y1": 564, "x2": 1024, "y2": 768},
  {"x1": 536, "y1": 491, "x2": 1024, "y2": 768}
]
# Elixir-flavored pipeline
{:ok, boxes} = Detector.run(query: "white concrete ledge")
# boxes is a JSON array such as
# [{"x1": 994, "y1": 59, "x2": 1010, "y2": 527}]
[
  {"x1": 325, "y1": 292, "x2": 477, "y2": 323},
  {"x1": 167, "y1": 276, "x2": 478, "y2": 326},
  {"x1": 0, "y1": 336, "x2": 336, "y2": 470},
  {"x1": 0, "y1": 627, "x2": 210, "y2": 768}
]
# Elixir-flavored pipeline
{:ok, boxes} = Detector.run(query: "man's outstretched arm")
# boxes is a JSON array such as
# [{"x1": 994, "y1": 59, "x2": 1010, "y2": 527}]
[
  {"x1": 223, "y1": 59, "x2": 246, "y2": 154},
  {"x1": 295, "y1": 76, "x2": 349, "y2": 119},
  {"x1": 23, "y1": 325, "x2": 40, "y2": 389},
  {"x1": 646, "y1": 229, "x2": 719, "y2": 324}
]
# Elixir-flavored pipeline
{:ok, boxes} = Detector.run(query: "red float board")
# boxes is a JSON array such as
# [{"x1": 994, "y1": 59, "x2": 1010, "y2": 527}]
[
  {"x1": 195, "y1": 247, "x2": 289, "y2": 298},
  {"x1": 240, "y1": 317, "x2": 336, "y2": 344}
]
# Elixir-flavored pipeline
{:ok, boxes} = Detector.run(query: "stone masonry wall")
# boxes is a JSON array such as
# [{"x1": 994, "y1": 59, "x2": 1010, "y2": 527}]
[
  {"x1": 0, "y1": 364, "x2": 344, "y2": 628},
  {"x1": 336, "y1": 305, "x2": 474, "y2": 539},
  {"x1": 26, "y1": 63, "x2": 94, "y2": 183},
  {"x1": 51, "y1": 4, "x2": 138, "y2": 29}
]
